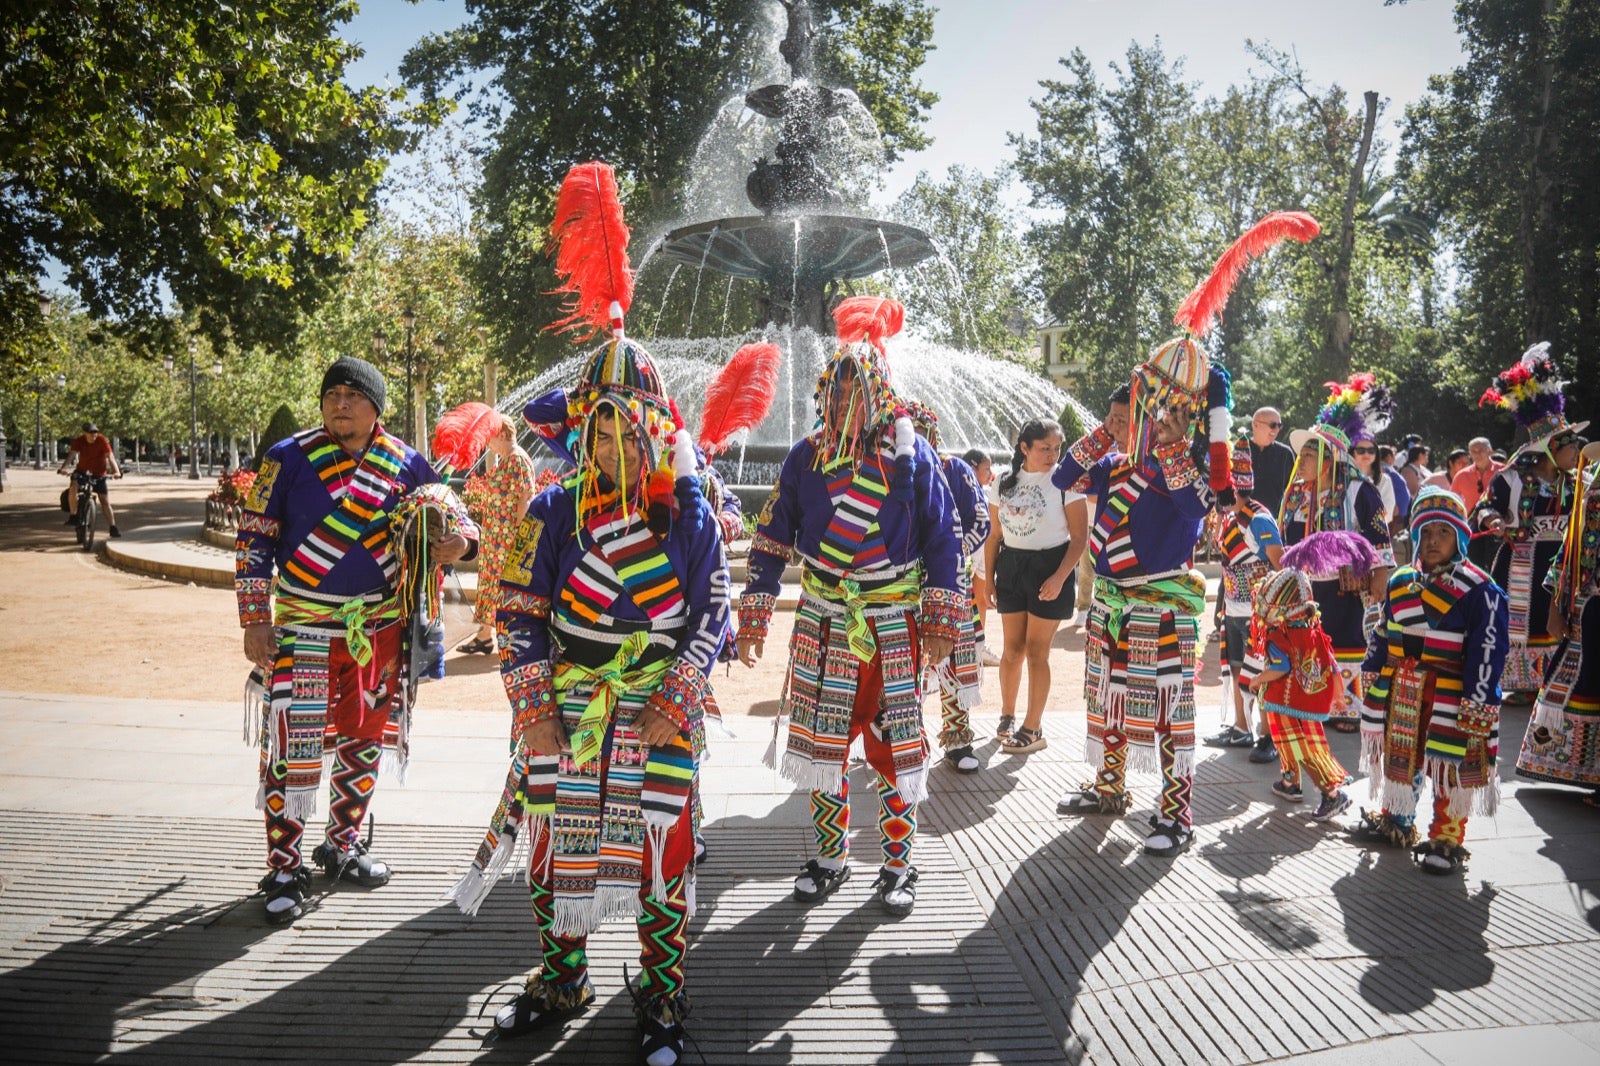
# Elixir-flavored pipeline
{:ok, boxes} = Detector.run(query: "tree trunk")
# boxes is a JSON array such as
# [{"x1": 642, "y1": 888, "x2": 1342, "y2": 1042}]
[
  {"x1": 413, "y1": 374, "x2": 430, "y2": 457},
  {"x1": 1324, "y1": 90, "x2": 1379, "y2": 383},
  {"x1": 1519, "y1": 0, "x2": 1560, "y2": 347}
]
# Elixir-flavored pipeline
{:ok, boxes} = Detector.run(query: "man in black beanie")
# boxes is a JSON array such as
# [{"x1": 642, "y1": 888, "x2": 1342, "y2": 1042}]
[{"x1": 234, "y1": 354, "x2": 478, "y2": 924}]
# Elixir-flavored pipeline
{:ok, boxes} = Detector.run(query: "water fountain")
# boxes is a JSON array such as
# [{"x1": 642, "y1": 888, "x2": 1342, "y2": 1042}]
[{"x1": 504, "y1": 0, "x2": 1092, "y2": 491}]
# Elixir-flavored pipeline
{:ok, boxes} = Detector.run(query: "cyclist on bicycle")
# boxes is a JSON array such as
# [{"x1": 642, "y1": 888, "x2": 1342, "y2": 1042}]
[{"x1": 58, "y1": 422, "x2": 123, "y2": 537}]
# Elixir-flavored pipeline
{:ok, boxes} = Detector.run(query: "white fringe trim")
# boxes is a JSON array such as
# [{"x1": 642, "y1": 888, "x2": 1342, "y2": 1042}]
[
  {"x1": 779, "y1": 751, "x2": 844, "y2": 795},
  {"x1": 1532, "y1": 696, "x2": 1568, "y2": 731},
  {"x1": 242, "y1": 672, "x2": 265, "y2": 745},
  {"x1": 550, "y1": 885, "x2": 643, "y2": 938},
  {"x1": 1083, "y1": 735, "x2": 1105, "y2": 768},
  {"x1": 447, "y1": 830, "x2": 522, "y2": 917},
  {"x1": 762, "y1": 715, "x2": 789, "y2": 772},
  {"x1": 1358, "y1": 727, "x2": 1386, "y2": 777},
  {"x1": 1125, "y1": 742, "x2": 1160, "y2": 775},
  {"x1": 646, "y1": 823, "x2": 672, "y2": 903},
  {"x1": 685, "y1": 870, "x2": 697, "y2": 919},
  {"x1": 253, "y1": 781, "x2": 267, "y2": 812},
  {"x1": 894, "y1": 766, "x2": 930, "y2": 806},
  {"x1": 1173, "y1": 746, "x2": 1196, "y2": 779},
  {"x1": 1381, "y1": 776, "x2": 1418, "y2": 817}
]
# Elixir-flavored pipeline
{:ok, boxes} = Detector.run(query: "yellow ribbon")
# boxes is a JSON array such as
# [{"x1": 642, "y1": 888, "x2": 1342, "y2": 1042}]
[
  {"x1": 273, "y1": 589, "x2": 401, "y2": 666},
  {"x1": 801, "y1": 567, "x2": 921, "y2": 661},
  {"x1": 555, "y1": 630, "x2": 671, "y2": 768},
  {"x1": 1093, "y1": 572, "x2": 1207, "y2": 641}
]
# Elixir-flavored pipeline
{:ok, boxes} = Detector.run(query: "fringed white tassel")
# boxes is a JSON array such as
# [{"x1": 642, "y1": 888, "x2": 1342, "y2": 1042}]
[
  {"x1": 1381, "y1": 776, "x2": 1418, "y2": 817},
  {"x1": 1104, "y1": 691, "x2": 1127, "y2": 733},
  {"x1": 1126, "y1": 742, "x2": 1160, "y2": 775},
  {"x1": 1475, "y1": 770, "x2": 1501, "y2": 817},
  {"x1": 1357, "y1": 727, "x2": 1386, "y2": 776},
  {"x1": 285, "y1": 787, "x2": 320, "y2": 823},
  {"x1": 685, "y1": 869, "x2": 697, "y2": 919},
  {"x1": 779, "y1": 751, "x2": 843, "y2": 795},
  {"x1": 761, "y1": 715, "x2": 788, "y2": 771},
  {"x1": 1446, "y1": 783, "x2": 1477, "y2": 820},
  {"x1": 263, "y1": 700, "x2": 285, "y2": 764},
  {"x1": 551, "y1": 886, "x2": 642, "y2": 938},
  {"x1": 646, "y1": 823, "x2": 672, "y2": 903},
  {"x1": 242, "y1": 672, "x2": 266, "y2": 745},
  {"x1": 1083, "y1": 735, "x2": 1105, "y2": 768},
  {"x1": 448, "y1": 830, "x2": 522, "y2": 917},
  {"x1": 895, "y1": 766, "x2": 930, "y2": 806},
  {"x1": 1532, "y1": 695, "x2": 1567, "y2": 731},
  {"x1": 253, "y1": 781, "x2": 268, "y2": 812},
  {"x1": 1173, "y1": 746, "x2": 1196, "y2": 779},
  {"x1": 704, "y1": 714, "x2": 738, "y2": 743}
]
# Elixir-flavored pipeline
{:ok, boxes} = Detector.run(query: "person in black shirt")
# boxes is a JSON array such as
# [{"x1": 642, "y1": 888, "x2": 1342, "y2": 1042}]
[{"x1": 1247, "y1": 406, "x2": 1296, "y2": 518}]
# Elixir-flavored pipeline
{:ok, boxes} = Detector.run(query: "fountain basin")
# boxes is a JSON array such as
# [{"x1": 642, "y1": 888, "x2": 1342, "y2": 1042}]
[{"x1": 657, "y1": 215, "x2": 937, "y2": 286}]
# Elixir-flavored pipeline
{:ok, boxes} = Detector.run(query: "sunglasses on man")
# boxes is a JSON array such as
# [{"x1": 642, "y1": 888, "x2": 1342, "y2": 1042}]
[{"x1": 1256, "y1": 419, "x2": 1282, "y2": 430}]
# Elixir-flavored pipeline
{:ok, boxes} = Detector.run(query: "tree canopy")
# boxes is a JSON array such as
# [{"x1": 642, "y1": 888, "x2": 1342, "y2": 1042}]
[{"x1": 0, "y1": 0, "x2": 441, "y2": 362}]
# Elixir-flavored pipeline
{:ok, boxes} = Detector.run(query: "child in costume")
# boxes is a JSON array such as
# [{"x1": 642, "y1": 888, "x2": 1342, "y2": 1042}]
[
  {"x1": 737, "y1": 297, "x2": 964, "y2": 916},
  {"x1": 1055, "y1": 211, "x2": 1319, "y2": 857},
  {"x1": 1246, "y1": 536, "x2": 1361, "y2": 820},
  {"x1": 449, "y1": 163, "x2": 727, "y2": 1066},
  {"x1": 1282, "y1": 375, "x2": 1396, "y2": 731},
  {"x1": 1357, "y1": 487, "x2": 1509, "y2": 874}
]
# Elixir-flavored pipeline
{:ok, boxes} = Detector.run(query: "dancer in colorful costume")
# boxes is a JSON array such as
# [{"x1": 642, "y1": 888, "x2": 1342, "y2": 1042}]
[
  {"x1": 1283, "y1": 374, "x2": 1396, "y2": 731},
  {"x1": 1247, "y1": 534, "x2": 1363, "y2": 820},
  {"x1": 908, "y1": 400, "x2": 990, "y2": 773},
  {"x1": 449, "y1": 163, "x2": 728, "y2": 1066},
  {"x1": 1518, "y1": 440, "x2": 1600, "y2": 798},
  {"x1": 1055, "y1": 211, "x2": 1319, "y2": 857},
  {"x1": 1357, "y1": 487, "x2": 1508, "y2": 873},
  {"x1": 238, "y1": 355, "x2": 479, "y2": 924},
  {"x1": 1474, "y1": 343, "x2": 1586, "y2": 698},
  {"x1": 737, "y1": 296, "x2": 963, "y2": 916}
]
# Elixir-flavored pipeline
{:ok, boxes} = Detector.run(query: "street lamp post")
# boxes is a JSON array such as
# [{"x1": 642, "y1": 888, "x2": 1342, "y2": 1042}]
[
  {"x1": 402, "y1": 306, "x2": 417, "y2": 444},
  {"x1": 186, "y1": 337, "x2": 199, "y2": 480},
  {"x1": 32, "y1": 370, "x2": 65, "y2": 470}
]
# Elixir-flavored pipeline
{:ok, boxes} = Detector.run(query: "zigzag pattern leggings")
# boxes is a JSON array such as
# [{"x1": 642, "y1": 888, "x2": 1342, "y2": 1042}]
[
  {"x1": 262, "y1": 735, "x2": 381, "y2": 869},
  {"x1": 527, "y1": 875, "x2": 690, "y2": 997},
  {"x1": 809, "y1": 773, "x2": 918, "y2": 869}
]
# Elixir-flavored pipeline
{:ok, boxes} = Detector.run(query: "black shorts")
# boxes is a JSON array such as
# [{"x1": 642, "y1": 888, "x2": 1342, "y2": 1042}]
[
  {"x1": 76, "y1": 473, "x2": 108, "y2": 495},
  {"x1": 994, "y1": 541, "x2": 1076, "y2": 621},
  {"x1": 1222, "y1": 615, "x2": 1251, "y2": 668}
]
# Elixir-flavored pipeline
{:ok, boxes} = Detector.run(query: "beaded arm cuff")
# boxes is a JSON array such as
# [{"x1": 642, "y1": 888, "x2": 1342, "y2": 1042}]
[
  {"x1": 644, "y1": 659, "x2": 708, "y2": 734},
  {"x1": 748, "y1": 531, "x2": 793, "y2": 562},
  {"x1": 738, "y1": 593, "x2": 776, "y2": 640},
  {"x1": 1456, "y1": 697, "x2": 1499, "y2": 740},
  {"x1": 919, "y1": 587, "x2": 968, "y2": 643},
  {"x1": 1153, "y1": 439, "x2": 1200, "y2": 490},
  {"x1": 506, "y1": 661, "x2": 557, "y2": 740},
  {"x1": 237, "y1": 578, "x2": 272, "y2": 628},
  {"x1": 1068, "y1": 424, "x2": 1116, "y2": 471}
]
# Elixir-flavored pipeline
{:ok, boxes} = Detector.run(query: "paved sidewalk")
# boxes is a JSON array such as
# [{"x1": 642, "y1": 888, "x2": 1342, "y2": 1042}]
[{"x1": 3, "y1": 683, "x2": 1599, "y2": 1064}]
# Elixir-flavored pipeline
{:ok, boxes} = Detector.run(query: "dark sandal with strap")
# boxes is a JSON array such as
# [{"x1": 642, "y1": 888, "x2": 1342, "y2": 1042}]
[
  {"x1": 793, "y1": 859, "x2": 851, "y2": 903},
  {"x1": 1057, "y1": 785, "x2": 1130, "y2": 816},
  {"x1": 456, "y1": 636, "x2": 494, "y2": 654},
  {"x1": 1412, "y1": 838, "x2": 1471, "y2": 875},
  {"x1": 491, "y1": 974, "x2": 595, "y2": 1039}
]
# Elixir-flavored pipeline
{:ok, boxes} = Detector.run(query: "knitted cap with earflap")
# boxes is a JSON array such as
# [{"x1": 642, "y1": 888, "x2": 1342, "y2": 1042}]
[
  {"x1": 1255, "y1": 567, "x2": 1318, "y2": 628},
  {"x1": 1409, "y1": 486, "x2": 1472, "y2": 560}
]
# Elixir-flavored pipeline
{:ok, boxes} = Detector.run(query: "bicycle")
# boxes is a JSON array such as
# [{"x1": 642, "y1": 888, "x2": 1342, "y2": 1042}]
[{"x1": 69, "y1": 471, "x2": 99, "y2": 551}]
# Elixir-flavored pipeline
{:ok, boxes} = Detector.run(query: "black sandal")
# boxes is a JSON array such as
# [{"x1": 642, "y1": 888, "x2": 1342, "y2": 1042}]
[
  {"x1": 491, "y1": 974, "x2": 595, "y2": 1039},
  {"x1": 455, "y1": 636, "x2": 494, "y2": 654},
  {"x1": 793, "y1": 859, "x2": 851, "y2": 903}
]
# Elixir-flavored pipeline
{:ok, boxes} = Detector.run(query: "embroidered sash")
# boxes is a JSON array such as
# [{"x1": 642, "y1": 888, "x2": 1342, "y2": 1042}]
[
  {"x1": 1090, "y1": 459, "x2": 1152, "y2": 575},
  {"x1": 559, "y1": 508, "x2": 684, "y2": 626},
  {"x1": 816, "y1": 455, "x2": 891, "y2": 572},
  {"x1": 282, "y1": 428, "x2": 408, "y2": 589}
]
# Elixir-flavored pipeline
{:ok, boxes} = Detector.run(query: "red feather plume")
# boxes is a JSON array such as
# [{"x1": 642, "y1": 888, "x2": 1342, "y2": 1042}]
[
  {"x1": 546, "y1": 161, "x2": 633, "y2": 340},
  {"x1": 1174, "y1": 211, "x2": 1321, "y2": 338},
  {"x1": 699, "y1": 342, "x2": 782, "y2": 455},
  {"x1": 431, "y1": 401, "x2": 501, "y2": 472},
  {"x1": 832, "y1": 296, "x2": 905, "y2": 352}
]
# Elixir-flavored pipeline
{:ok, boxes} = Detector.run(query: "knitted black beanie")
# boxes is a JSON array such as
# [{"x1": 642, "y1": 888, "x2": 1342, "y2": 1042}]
[{"x1": 320, "y1": 356, "x2": 386, "y2": 414}]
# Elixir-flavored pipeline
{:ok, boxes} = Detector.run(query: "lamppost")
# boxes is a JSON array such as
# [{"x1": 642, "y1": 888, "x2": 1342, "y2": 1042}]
[
  {"x1": 372, "y1": 305, "x2": 418, "y2": 442},
  {"x1": 163, "y1": 339, "x2": 221, "y2": 479},
  {"x1": 32, "y1": 370, "x2": 66, "y2": 470}
]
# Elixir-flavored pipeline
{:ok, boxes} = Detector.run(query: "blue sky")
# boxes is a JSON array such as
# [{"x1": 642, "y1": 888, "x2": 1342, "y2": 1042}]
[{"x1": 341, "y1": 0, "x2": 1465, "y2": 197}]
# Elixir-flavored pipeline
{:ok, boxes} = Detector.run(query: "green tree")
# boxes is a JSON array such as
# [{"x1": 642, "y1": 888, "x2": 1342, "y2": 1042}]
[
  {"x1": 401, "y1": 0, "x2": 937, "y2": 373},
  {"x1": 890, "y1": 165, "x2": 1035, "y2": 356},
  {"x1": 1011, "y1": 42, "x2": 1204, "y2": 401},
  {"x1": 1398, "y1": 0, "x2": 1600, "y2": 424},
  {"x1": 0, "y1": 1, "x2": 442, "y2": 359}
]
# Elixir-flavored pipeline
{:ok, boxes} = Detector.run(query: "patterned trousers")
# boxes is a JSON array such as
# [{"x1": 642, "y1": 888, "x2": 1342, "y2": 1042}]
[
  {"x1": 263, "y1": 736, "x2": 381, "y2": 869},
  {"x1": 1266, "y1": 711, "x2": 1347, "y2": 794},
  {"x1": 1094, "y1": 727, "x2": 1191, "y2": 828},
  {"x1": 810, "y1": 773, "x2": 918, "y2": 870}
]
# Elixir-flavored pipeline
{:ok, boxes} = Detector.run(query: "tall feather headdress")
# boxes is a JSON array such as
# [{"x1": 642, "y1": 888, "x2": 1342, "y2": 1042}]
[
  {"x1": 431, "y1": 401, "x2": 502, "y2": 476},
  {"x1": 700, "y1": 342, "x2": 782, "y2": 456},
  {"x1": 1478, "y1": 342, "x2": 1589, "y2": 461}
]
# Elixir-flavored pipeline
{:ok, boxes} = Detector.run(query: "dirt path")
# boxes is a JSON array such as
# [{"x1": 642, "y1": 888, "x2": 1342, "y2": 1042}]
[{"x1": 1, "y1": 466, "x2": 1222, "y2": 728}]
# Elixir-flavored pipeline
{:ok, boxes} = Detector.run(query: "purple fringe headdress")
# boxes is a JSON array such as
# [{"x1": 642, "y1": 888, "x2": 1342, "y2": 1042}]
[{"x1": 1281, "y1": 530, "x2": 1381, "y2": 581}]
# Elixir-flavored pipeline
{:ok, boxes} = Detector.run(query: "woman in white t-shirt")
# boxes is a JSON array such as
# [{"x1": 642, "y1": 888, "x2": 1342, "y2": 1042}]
[{"x1": 984, "y1": 419, "x2": 1088, "y2": 754}]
